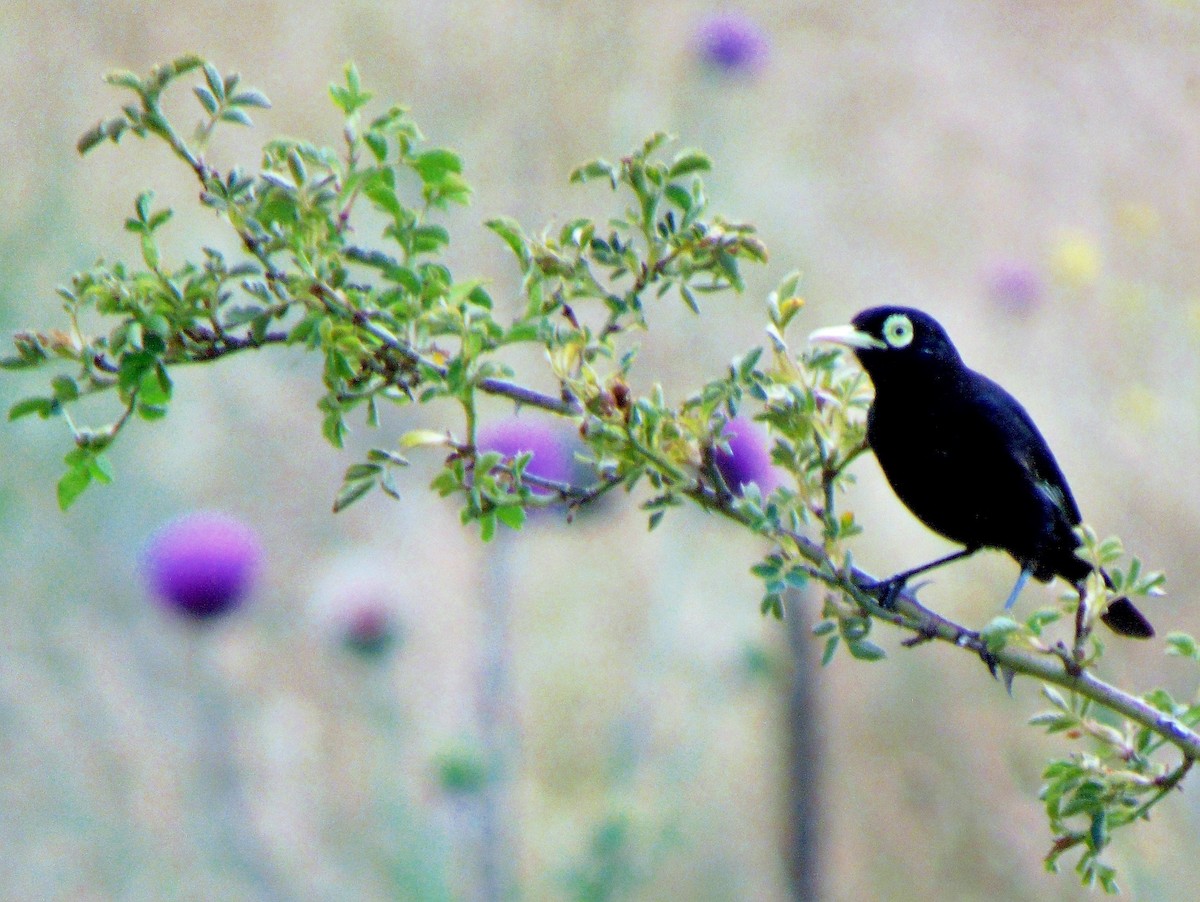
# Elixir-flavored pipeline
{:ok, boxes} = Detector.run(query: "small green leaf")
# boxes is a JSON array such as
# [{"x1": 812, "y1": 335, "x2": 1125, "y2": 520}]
[
  {"x1": 980, "y1": 616, "x2": 1023, "y2": 652},
  {"x1": 202, "y1": 63, "x2": 225, "y2": 101},
  {"x1": 363, "y1": 131, "x2": 387, "y2": 161},
  {"x1": 344, "y1": 462, "x2": 382, "y2": 481},
  {"x1": 51, "y1": 376, "x2": 79, "y2": 402},
  {"x1": 367, "y1": 448, "x2": 410, "y2": 466},
  {"x1": 231, "y1": 89, "x2": 271, "y2": 109},
  {"x1": 333, "y1": 478, "x2": 375, "y2": 513},
  {"x1": 479, "y1": 510, "x2": 497, "y2": 542},
  {"x1": 486, "y1": 217, "x2": 529, "y2": 262},
  {"x1": 496, "y1": 505, "x2": 526, "y2": 531},
  {"x1": 8, "y1": 396, "x2": 57, "y2": 421},
  {"x1": 667, "y1": 150, "x2": 711, "y2": 178},
  {"x1": 105, "y1": 69, "x2": 144, "y2": 91},
  {"x1": 821, "y1": 635, "x2": 839, "y2": 666},
  {"x1": 1165, "y1": 631, "x2": 1200, "y2": 661},
  {"x1": 569, "y1": 159, "x2": 616, "y2": 184},
  {"x1": 219, "y1": 107, "x2": 254, "y2": 127},
  {"x1": 811, "y1": 620, "x2": 836, "y2": 637},
  {"x1": 413, "y1": 148, "x2": 462, "y2": 184},
  {"x1": 57, "y1": 465, "x2": 92, "y2": 511},
  {"x1": 1042, "y1": 685, "x2": 1069, "y2": 710},
  {"x1": 194, "y1": 84, "x2": 219, "y2": 114},
  {"x1": 847, "y1": 638, "x2": 886, "y2": 661}
]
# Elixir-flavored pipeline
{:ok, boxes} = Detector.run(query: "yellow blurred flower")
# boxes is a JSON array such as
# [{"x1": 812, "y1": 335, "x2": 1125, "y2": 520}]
[
  {"x1": 1115, "y1": 203, "x2": 1161, "y2": 239},
  {"x1": 1114, "y1": 384, "x2": 1163, "y2": 431},
  {"x1": 1050, "y1": 231, "x2": 1101, "y2": 290}
]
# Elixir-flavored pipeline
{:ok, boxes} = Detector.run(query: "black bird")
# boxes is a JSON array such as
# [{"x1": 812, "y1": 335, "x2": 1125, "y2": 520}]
[{"x1": 809, "y1": 306, "x2": 1153, "y2": 639}]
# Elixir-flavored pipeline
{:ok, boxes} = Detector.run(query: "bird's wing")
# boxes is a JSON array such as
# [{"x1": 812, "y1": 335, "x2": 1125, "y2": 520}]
[{"x1": 967, "y1": 372, "x2": 1083, "y2": 526}]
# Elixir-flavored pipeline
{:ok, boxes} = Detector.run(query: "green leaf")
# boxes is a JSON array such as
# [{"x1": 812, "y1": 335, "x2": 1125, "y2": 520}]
[
  {"x1": 847, "y1": 638, "x2": 886, "y2": 661},
  {"x1": 783, "y1": 566, "x2": 808, "y2": 588},
  {"x1": 1029, "y1": 711, "x2": 1076, "y2": 732},
  {"x1": 486, "y1": 217, "x2": 530, "y2": 262},
  {"x1": 751, "y1": 557, "x2": 782, "y2": 580},
  {"x1": 821, "y1": 635, "x2": 839, "y2": 666},
  {"x1": 367, "y1": 447, "x2": 410, "y2": 466},
  {"x1": 569, "y1": 159, "x2": 616, "y2": 184},
  {"x1": 363, "y1": 131, "x2": 387, "y2": 161},
  {"x1": 8, "y1": 396, "x2": 57, "y2": 421},
  {"x1": 202, "y1": 63, "x2": 225, "y2": 102},
  {"x1": 759, "y1": 593, "x2": 782, "y2": 618},
  {"x1": 333, "y1": 477, "x2": 375, "y2": 513},
  {"x1": 664, "y1": 184, "x2": 692, "y2": 212},
  {"x1": 1165, "y1": 631, "x2": 1200, "y2": 661},
  {"x1": 322, "y1": 410, "x2": 347, "y2": 448},
  {"x1": 77, "y1": 118, "x2": 128, "y2": 155},
  {"x1": 479, "y1": 510, "x2": 497, "y2": 542},
  {"x1": 219, "y1": 108, "x2": 254, "y2": 127},
  {"x1": 667, "y1": 150, "x2": 712, "y2": 178},
  {"x1": 1042, "y1": 685, "x2": 1069, "y2": 710},
  {"x1": 980, "y1": 616, "x2": 1023, "y2": 652},
  {"x1": 344, "y1": 462, "x2": 382, "y2": 481},
  {"x1": 194, "y1": 85, "x2": 219, "y2": 115},
  {"x1": 413, "y1": 148, "x2": 462, "y2": 183},
  {"x1": 811, "y1": 620, "x2": 836, "y2": 637},
  {"x1": 104, "y1": 69, "x2": 144, "y2": 91},
  {"x1": 411, "y1": 223, "x2": 450, "y2": 253},
  {"x1": 57, "y1": 465, "x2": 92, "y2": 511},
  {"x1": 50, "y1": 376, "x2": 79, "y2": 402},
  {"x1": 231, "y1": 89, "x2": 271, "y2": 109},
  {"x1": 496, "y1": 505, "x2": 526, "y2": 531},
  {"x1": 137, "y1": 404, "x2": 168, "y2": 421}
]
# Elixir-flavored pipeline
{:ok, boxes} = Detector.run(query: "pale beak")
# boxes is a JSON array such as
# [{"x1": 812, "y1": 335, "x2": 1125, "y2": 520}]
[{"x1": 808, "y1": 324, "x2": 886, "y2": 350}]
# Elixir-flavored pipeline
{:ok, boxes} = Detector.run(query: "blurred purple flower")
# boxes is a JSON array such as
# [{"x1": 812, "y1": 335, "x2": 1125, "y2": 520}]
[
  {"x1": 143, "y1": 511, "x2": 262, "y2": 621},
  {"x1": 341, "y1": 602, "x2": 398, "y2": 657},
  {"x1": 307, "y1": 556, "x2": 403, "y2": 659},
  {"x1": 477, "y1": 418, "x2": 575, "y2": 498},
  {"x1": 713, "y1": 417, "x2": 778, "y2": 494},
  {"x1": 695, "y1": 13, "x2": 769, "y2": 75},
  {"x1": 984, "y1": 259, "x2": 1044, "y2": 314}
]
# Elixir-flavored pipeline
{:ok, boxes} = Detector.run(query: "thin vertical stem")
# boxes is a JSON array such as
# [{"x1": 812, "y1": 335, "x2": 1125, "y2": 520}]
[
  {"x1": 475, "y1": 536, "x2": 518, "y2": 901},
  {"x1": 782, "y1": 588, "x2": 822, "y2": 902}
]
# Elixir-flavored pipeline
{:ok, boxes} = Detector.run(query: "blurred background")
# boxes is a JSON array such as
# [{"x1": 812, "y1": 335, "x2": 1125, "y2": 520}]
[{"x1": 4, "y1": 1, "x2": 1200, "y2": 899}]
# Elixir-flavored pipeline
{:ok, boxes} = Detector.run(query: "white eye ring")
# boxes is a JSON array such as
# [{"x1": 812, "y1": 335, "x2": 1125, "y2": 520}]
[{"x1": 882, "y1": 313, "x2": 913, "y2": 348}]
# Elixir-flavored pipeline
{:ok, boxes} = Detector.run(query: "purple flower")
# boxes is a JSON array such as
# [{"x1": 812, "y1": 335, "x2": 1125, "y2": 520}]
[
  {"x1": 307, "y1": 557, "x2": 403, "y2": 658},
  {"x1": 984, "y1": 259, "x2": 1044, "y2": 314},
  {"x1": 341, "y1": 604, "x2": 397, "y2": 657},
  {"x1": 713, "y1": 417, "x2": 778, "y2": 494},
  {"x1": 143, "y1": 511, "x2": 262, "y2": 621},
  {"x1": 477, "y1": 418, "x2": 575, "y2": 497},
  {"x1": 695, "y1": 13, "x2": 769, "y2": 75}
]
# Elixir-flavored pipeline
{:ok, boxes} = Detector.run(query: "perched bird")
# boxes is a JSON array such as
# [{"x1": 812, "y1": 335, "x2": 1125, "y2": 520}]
[{"x1": 809, "y1": 306, "x2": 1154, "y2": 639}]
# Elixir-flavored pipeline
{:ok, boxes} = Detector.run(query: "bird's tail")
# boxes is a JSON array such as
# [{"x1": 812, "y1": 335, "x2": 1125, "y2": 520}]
[
  {"x1": 1096, "y1": 569, "x2": 1155, "y2": 639},
  {"x1": 1057, "y1": 553, "x2": 1154, "y2": 638}
]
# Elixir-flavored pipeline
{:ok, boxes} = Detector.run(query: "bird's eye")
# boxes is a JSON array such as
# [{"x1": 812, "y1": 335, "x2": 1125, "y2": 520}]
[{"x1": 882, "y1": 313, "x2": 914, "y2": 349}]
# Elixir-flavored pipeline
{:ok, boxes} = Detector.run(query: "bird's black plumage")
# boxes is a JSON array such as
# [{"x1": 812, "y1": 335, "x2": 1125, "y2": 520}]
[{"x1": 810, "y1": 306, "x2": 1153, "y2": 639}]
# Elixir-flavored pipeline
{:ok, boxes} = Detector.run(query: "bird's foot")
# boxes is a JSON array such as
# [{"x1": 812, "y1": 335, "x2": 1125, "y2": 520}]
[{"x1": 862, "y1": 576, "x2": 907, "y2": 609}]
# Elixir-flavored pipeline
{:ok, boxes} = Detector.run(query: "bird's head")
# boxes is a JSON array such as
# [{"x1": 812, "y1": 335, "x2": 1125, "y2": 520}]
[{"x1": 808, "y1": 307, "x2": 962, "y2": 383}]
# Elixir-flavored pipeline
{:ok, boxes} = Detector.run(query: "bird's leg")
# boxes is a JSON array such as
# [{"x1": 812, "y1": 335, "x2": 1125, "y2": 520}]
[
  {"x1": 864, "y1": 547, "x2": 980, "y2": 609},
  {"x1": 1002, "y1": 568, "x2": 1032, "y2": 611}
]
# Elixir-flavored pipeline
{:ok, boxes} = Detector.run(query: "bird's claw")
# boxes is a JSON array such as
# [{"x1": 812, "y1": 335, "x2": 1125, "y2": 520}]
[{"x1": 863, "y1": 577, "x2": 906, "y2": 610}]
